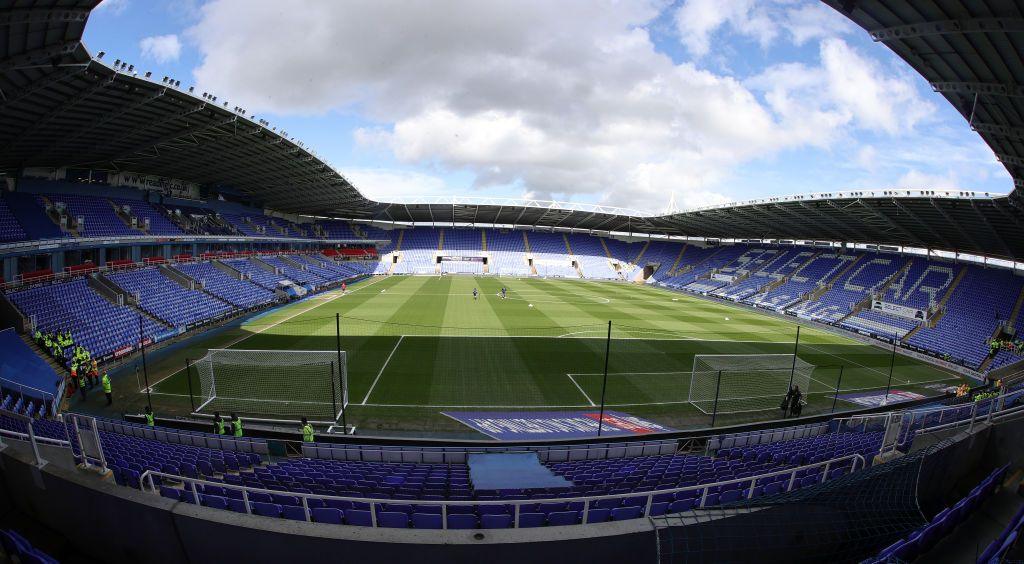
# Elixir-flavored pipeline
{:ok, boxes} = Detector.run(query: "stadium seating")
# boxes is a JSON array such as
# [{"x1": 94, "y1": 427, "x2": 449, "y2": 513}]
[
  {"x1": 41, "y1": 193, "x2": 141, "y2": 237},
  {"x1": 7, "y1": 279, "x2": 167, "y2": 360},
  {"x1": 0, "y1": 193, "x2": 28, "y2": 242},
  {"x1": 392, "y1": 229, "x2": 438, "y2": 275},
  {"x1": 0, "y1": 528, "x2": 59, "y2": 564},
  {"x1": 441, "y1": 229, "x2": 484, "y2": 274},
  {"x1": 567, "y1": 234, "x2": 618, "y2": 280},
  {"x1": 863, "y1": 464, "x2": 1009, "y2": 563},
  {"x1": 108, "y1": 197, "x2": 184, "y2": 236},
  {"x1": 485, "y1": 229, "x2": 531, "y2": 276},
  {"x1": 0, "y1": 192, "x2": 62, "y2": 240},
  {"x1": 746, "y1": 253, "x2": 858, "y2": 311},
  {"x1": 791, "y1": 255, "x2": 906, "y2": 322},
  {"x1": 173, "y1": 262, "x2": 277, "y2": 309},
  {"x1": 222, "y1": 259, "x2": 288, "y2": 291},
  {"x1": 107, "y1": 268, "x2": 233, "y2": 328},
  {"x1": 528, "y1": 232, "x2": 578, "y2": 278},
  {"x1": 907, "y1": 267, "x2": 1024, "y2": 369}
]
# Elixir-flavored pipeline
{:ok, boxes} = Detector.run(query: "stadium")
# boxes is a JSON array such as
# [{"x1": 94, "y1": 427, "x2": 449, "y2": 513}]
[{"x1": 0, "y1": 0, "x2": 1022, "y2": 562}]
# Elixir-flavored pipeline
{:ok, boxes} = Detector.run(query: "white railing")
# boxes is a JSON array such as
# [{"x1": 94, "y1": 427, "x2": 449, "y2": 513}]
[
  {"x1": 139, "y1": 453, "x2": 864, "y2": 529},
  {"x1": 0, "y1": 410, "x2": 71, "y2": 467},
  {"x1": 893, "y1": 386, "x2": 1024, "y2": 440}
]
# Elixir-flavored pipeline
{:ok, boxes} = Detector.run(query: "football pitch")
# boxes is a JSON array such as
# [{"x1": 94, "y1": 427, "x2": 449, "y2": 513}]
[{"x1": 135, "y1": 275, "x2": 963, "y2": 436}]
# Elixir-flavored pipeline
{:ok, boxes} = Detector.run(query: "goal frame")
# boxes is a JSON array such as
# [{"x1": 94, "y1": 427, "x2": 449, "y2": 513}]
[
  {"x1": 688, "y1": 353, "x2": 814, "y2": 415},
  {"x1": 194, "y1": 348, "x2": 348, "y2": 423}
]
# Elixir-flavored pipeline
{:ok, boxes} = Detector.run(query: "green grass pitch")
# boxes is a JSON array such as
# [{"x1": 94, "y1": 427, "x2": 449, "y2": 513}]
[{"x1": 137, "y1": 275, "x2": 962, "y2": 436}]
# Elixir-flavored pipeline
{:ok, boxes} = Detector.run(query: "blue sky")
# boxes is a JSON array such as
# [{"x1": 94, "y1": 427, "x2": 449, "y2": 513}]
[{"x1": 84, "y1": 0, "x2": 1009, "y2": 213}]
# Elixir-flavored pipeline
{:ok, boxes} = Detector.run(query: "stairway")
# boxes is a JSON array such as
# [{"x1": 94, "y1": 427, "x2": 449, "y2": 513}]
[
  {"x1": 109, "y1": 200, "x2": 146, "y2": 234},
  {"x1": 668, "y1": 244, "x2": 688, "y2": 275},
  {"x1": 20, "y1": 334, "x2": 67, "y2": 375},
  {"x1": 632, "y1": 241, "x2": 650, "y2": 265},
  {"x1": 437, "y1": 229, "x2": 445, "y2": 251},
  {"x1": 933, "y1": 266, "x2": 969, "y2": 313},
  {"x1": 563, "y1": 234, "x2": 583, "y2": 277},
  {"x1": 522, "y1": 232, "x2": 538, "y2": 275}
]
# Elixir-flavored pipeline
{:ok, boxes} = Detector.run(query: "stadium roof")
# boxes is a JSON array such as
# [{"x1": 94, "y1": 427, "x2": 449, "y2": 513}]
[{"x1": 1, "y1": 1, "x2": 1023, "y2": 259}]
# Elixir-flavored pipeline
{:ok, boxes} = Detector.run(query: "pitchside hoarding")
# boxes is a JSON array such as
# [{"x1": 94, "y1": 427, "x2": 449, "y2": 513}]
[{"x1": 442, "y1": 410, "x2": 675, "y2": 440}]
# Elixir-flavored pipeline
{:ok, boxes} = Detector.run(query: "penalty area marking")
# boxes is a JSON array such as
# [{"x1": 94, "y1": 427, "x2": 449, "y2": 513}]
[
  {"x1": 361, "y1": 335, "x2": 404, "y2": 405},
  {"x1": 565, "y1": 374, "x2": 596, "y2": 406},
  {"x1": 145, "y1": 275, "x2": 387, "y2": 394}
]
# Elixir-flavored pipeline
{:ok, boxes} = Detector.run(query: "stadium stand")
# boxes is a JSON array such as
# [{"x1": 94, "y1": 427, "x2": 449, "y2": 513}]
[
  {"x1": 7, "y1": 279, "x2": 166, "y2": 361},
  {"x1": 484, "y1": 229, "x2": 530, "y2": 276},
  {"x1": 173, "y1": 262, "x2": 277, "y2": 309},
  {"x1": 863, "y1": 465, "x2": 1009, "y2": 563},
  {"x1": 106, "y1": 268, "x2": 233, "y2": 329},
  {"x1": 907, "y1": 267, "x2": 1024, "y2": 369},
  {"x1": 108, "y1": 197, "x2": 184, "y2": 236},
  {"x1": 0, "y1": 193, "x2": 28, "y2": 242}
]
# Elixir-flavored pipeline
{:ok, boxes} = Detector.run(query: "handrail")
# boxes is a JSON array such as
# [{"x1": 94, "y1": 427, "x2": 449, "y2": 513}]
[
  {"x1": 0, "y1": 427, "x2": 71, "y2": 448},
  {"x1": 139, "y1": 453, "x2": 864, "y2": 528}
]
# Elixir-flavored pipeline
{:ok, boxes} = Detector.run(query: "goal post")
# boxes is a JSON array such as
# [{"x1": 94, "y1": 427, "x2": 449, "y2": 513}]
[
  {"x1": 689, "y1": 354, "x2": 815, "y2": 415},
  {"x1": 195, "y1": 349, "x2": 347, "y2": 422}
]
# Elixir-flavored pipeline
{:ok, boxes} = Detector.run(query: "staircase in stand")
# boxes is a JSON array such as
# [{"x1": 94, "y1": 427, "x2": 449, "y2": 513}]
[{"x1": 667, "y1": 244, "x2": 688, "y2": 276}]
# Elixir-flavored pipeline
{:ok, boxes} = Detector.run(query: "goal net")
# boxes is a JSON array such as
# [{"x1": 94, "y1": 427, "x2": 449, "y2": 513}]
[
  {"x1": 688, "y1": 354, "x2": 815, "y2": 415},
  {"x1": 195, "y1": 349, "x2": 347, "y2": 422}
]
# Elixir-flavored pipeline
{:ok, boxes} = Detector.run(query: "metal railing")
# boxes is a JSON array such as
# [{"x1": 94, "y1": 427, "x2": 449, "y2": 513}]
[
  {"x1": 139, "y1": 453, "x2": 864, "y2": 529},
  {"x1": 897, "y1": 386, "x2": 1024, "y2": 439},
  {"x1": 0, "y1": 410, "x2": 71, "y2": 467}
]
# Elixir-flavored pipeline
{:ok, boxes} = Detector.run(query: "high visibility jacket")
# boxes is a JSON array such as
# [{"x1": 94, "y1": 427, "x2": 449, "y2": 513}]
[
  {"x1": 145, "y1": 413, "x2": 155, "y2": 426},
  {"x1": 302, "y1": 424, "x2": 314, "y2": 442},
  {"x1": 215, "y1": 420, "x2": 225, "y2": 434},
  {"x1": 102, "y1": 374, "x2": 111, "y2": 393},
  {"x1": 232, "y1": 419, "x2": 243, "y2": 437}
]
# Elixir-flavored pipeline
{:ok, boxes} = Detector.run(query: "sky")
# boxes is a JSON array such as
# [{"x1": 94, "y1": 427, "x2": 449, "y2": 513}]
[{"x1": 83, "y1": 0, "x2": 1011, "y2": 214}]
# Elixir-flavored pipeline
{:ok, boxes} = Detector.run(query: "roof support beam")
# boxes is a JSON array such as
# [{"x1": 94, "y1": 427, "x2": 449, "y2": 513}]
[
  {"x1": 971, "y1": 122, "x2": 1024, "y2": 141},
  {"x1": 869, "y1": 18, "x2": 1024, "y2": 42},
  {"x1": 0, "y1": 40, "x2": 81, "y2": 72},
  {"x1": 0, "y1": 74, "x2": 114, "y2": 154},
  {"x1": 0, "y1": 8, "x2": 90, "y2": 25},
  {"x1": 38, "y1": 87, "x2": 166, "y2": 158},
  {"x1": 852, "y1": 199, "x2": 919, "y2": 246},
  {"x1": 971, "y1": 202, "x2": 1013, "y2": 258},
  {"x1": 931, "y1": 81, "x2": 1024, "y2": 99},
  {"x1": 80, "y1": 106, "x2": 219, "y2": 163},
  {"x1": 891, "y1": 199, "x2": 954, "y2": 250},
  {"x1": 929, "y1": 200, "x2": 984, "y2": 252}
]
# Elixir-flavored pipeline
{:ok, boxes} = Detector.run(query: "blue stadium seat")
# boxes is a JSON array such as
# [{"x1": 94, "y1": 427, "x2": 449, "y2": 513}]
[
  {"x1": 311, "y1": 508, "x2": 344, "y2": 524},
  {"x1": 378, "y1": 511, "x2": 410, "y2": 528},
  {"x1": 517, "y1": 513, "x2": 546, "y2": 528},
  {"x1": 481, "y1": 514, "x2": 512, "y2": 529},
  {"x1": 411, "y1": 513, "x2": 443, "y2": 529},
  {"x1": 345, "y1": 509, "x2": 374, "y2": 527},
  {"x1": 447, "y1": 514, "x2": 477, "y2": 529}
]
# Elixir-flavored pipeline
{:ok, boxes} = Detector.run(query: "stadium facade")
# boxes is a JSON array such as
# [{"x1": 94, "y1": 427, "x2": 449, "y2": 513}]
[{"x1": 0, "y1": 1, "x2": 1022, "y2": 563}]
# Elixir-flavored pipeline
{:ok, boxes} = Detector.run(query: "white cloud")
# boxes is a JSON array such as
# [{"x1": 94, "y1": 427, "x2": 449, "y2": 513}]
[
  {"x1": 343, "y1": 168, "x2": 451, "y2": 201},
  {"x1": 139, "y1": 34, "x2": 182, "y2": 64},
  {"x1": 674, "y1": 0, "x2": 775, "y2": 58},
  {"x1": 186, "y1": 1, "x2": 944, "y2": 211},
  {"x1": 896, "y1": 169, "x2": 960, "y2": 190},
  {"x1": 94, "y1": 0, "x2": 129, "y2": 15},
  {"x1": 673, "y1": 0, "x2": 855, "y2": 57},
  {"x1": 747, "y1": 39, "x2": 934, "y2": 137}
]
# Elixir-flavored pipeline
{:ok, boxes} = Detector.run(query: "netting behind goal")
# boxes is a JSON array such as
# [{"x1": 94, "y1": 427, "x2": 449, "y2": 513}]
[
  {"x1": 195, "y1": 349, "x2": 346, "y2": 422},
  {"x1": 689, "y1": 354, "x2": 814, "y2": 415}
]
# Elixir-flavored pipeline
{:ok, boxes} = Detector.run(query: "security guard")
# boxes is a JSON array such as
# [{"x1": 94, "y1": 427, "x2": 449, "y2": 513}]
[
  {"x1": 213, "y1": 412, "x2": 225, "y2": 435},
  {"x1": 101, "y1": 372, "x2": 112, "y2": 406},
  {"x1": 144, "y1": 405, "x2": 155, "y2": 427},
  {"x1": 231, "y1": 414, "x2": 243, "y2": 437},
  {"x1": 301, "y1": 417, "x2": 314, "y2": 442}
]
